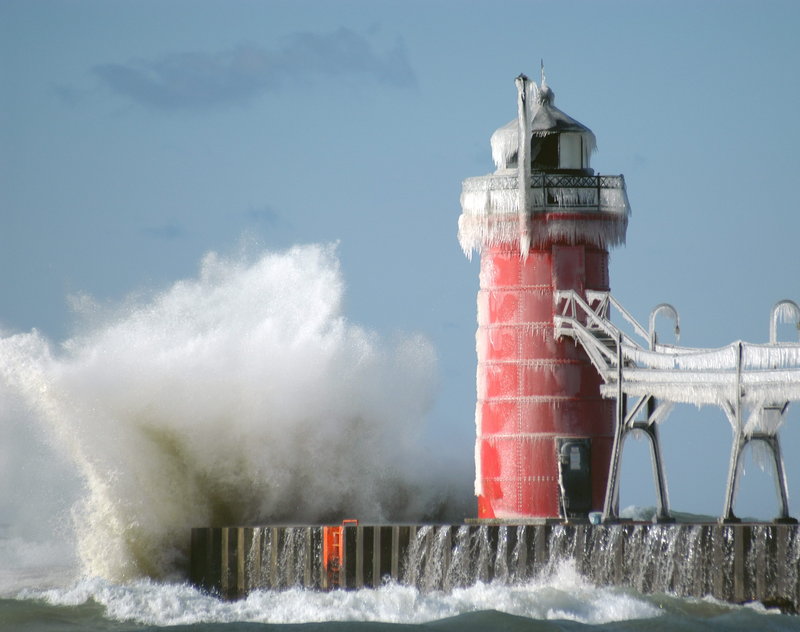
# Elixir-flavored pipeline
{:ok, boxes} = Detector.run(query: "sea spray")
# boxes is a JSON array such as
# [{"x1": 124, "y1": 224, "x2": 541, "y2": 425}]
[
  {"x1": 18, "y1": 563, "x2": 666, "y2": 627},
  {"x1": 0, "y1": 244, "x2": 467, "y2": 582}
]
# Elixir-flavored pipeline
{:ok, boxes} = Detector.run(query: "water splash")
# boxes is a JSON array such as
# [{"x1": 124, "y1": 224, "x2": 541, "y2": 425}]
[
  {"x1": 0, "y1": 244, "x2": 467, "y2": 582},
  {"x1": 18, "y1": 567, "x2": 666, "y2": 627}
]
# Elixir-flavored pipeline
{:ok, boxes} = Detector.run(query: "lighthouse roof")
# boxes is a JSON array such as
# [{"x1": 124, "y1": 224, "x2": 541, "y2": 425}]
[
  {"x1": 531, "y1": 83, "x2": 594, "y2": 135},
  {"x1": 490, "y1": 78, "x2": 596, "y2": 171}
]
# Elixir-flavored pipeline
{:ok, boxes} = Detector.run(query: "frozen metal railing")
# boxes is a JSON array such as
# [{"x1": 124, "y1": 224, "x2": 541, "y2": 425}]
[
  {"x1": 460, "y1": 173, "x2": 629, "y2": 214},
  {"x1": 458, "y1": 173, "x2": 630, "y2": 256},
  {"x1": 553, "y1": 289, "x2": 644, "y2": 375},
  {"x1": 554, "y1": 290, "x2": 800, "y2": 523}
]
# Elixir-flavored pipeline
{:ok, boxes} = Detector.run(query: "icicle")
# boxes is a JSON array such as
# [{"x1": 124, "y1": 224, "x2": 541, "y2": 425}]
[
  {"x1": 601, "y1": 372, "x2": 800, "y2": 409},
  {"x1": 630, "y1": 427, "x2": 646, "y2": 441},
  {"x1": 776, "y1": 300, "x2": 800, "y2": 323},
  {"x1": 743, "y1": 402, "x2": 787, "y2": 436},
  {"x1": 490, "y1": 120, "x2": 518, "y2": 170},
  {"x1": 458, "y1": 173, "x2": 630, "y2": 256},
  {"x1": 515, "y1": 74, "x2": 532, "y2": 259},
  {"x1": 459, "y1": 176, "x2": 630, "y2": 217},
  {"x1": 749, "y1": 440, "x2": 773, "y2": 473},
  {"x1": 458, "y1": 212, "x2": 629, "y2": 256},
  {"x1": 771, "y1": 299, "x2": 800, "y2": 344},
  {"x1": 473, "y1": 435, "x2": 483, "y2": 496}
]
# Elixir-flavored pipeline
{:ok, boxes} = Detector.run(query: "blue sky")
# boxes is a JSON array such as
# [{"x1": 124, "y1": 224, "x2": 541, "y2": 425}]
[{"x1": 2, "y1": 0, "x2": 800, "y2": 519}]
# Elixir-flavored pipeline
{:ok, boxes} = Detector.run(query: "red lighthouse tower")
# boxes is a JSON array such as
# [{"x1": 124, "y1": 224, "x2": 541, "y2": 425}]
[{"x1": 458, "y1": 71, "x2": 630, "y2": 519}]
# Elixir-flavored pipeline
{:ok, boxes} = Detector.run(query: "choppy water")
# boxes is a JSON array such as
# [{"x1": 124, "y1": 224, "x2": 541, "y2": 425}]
[{"x1": 3, "y1": 554, "x2": 798, "y2": 632}]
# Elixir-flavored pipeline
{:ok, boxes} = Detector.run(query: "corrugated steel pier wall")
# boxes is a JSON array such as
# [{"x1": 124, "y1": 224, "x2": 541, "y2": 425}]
[{"x1": 190, "y1": 523, "x2": 800, "y2": 612}]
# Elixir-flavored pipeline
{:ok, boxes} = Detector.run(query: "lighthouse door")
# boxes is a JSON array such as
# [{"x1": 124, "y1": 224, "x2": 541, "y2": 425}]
[{"x1": 557, "y1": 438, "x2": 592, "y2": 519}]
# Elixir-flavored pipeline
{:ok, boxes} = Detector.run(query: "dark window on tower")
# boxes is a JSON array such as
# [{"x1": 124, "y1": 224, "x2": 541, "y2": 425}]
[{"x1": 532, "y1": 135, "x2": 558, "y2": 171}]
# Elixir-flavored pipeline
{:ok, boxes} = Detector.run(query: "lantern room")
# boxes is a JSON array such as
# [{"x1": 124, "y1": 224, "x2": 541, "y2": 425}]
[{"x1": 489, "y1": 76, "x2": 596, "y2": 175}]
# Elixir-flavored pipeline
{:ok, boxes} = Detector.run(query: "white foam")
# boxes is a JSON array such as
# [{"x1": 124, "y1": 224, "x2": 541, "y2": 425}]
[
  {"x1": 19, "y1": 562, "x2": 663, "y2": 626},
  {"x1": 0, "y1": 244, "x2": 463, "y2": 583}
]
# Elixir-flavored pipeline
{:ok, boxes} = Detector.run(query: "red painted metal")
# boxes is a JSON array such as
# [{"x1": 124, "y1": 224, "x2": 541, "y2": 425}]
[
  {"x1": 322, "y1": 519, "x2": 358, "y2": 586},
  {"x1": 475, "y1": 241, "x2": 614, "y2": 519}
]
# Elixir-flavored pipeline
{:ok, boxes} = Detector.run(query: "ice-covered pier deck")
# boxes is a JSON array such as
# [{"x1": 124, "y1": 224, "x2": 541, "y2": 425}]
[{"x1": 191, "y1": 522, "x2": 800, "y2": 612}]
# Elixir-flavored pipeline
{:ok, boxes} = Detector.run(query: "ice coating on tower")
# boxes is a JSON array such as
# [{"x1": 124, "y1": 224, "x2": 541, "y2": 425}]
[{"x1": 458, "y1": 179, "x2": 630, "y2": 256}]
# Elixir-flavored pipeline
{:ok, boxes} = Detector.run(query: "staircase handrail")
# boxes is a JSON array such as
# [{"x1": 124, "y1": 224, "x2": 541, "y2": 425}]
[
  {"x1": 554, "y1": 314, "x2": 619, "y2": 377},
  {"x1": 555, "y1": 290, "x2": 642, "y2": 350},
  {"x1": 605, "y1": 293, "x2": 651, "y2": 344}
]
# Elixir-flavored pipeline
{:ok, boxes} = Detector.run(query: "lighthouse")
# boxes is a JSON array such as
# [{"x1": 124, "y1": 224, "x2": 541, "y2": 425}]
[
  {"x1": 191, "y1": 69, "x2": 800, "y2": 605},
  {"x1": 458, "y1": 70, "x2": 630, "y2": 519}
]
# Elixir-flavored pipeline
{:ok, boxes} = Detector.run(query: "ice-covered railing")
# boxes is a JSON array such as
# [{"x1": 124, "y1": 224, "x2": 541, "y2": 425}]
[
  {"x1": 555, "y1": 290, "x2": 800, "y2": 410},
  {"x1": 555, "y1": 290, "x2": 800, "y2": 522},
  {"x1": 458, "y1": 173, "x2": 630, "y2": 256},
  {"x1": 607, "y1": 341, "x2": 800, "y2": 408},
  {"x1": 554, "y1": 290, "x2": 645, "y2": 375},
  {"x1": 460, "y1": 173, "x2": 630, "y2": 214}
]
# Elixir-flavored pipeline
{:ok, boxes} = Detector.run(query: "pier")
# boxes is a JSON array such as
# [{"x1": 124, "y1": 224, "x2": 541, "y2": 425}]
[{"x1": 190, "y1": 522, "x2": 800, "y2": 611}]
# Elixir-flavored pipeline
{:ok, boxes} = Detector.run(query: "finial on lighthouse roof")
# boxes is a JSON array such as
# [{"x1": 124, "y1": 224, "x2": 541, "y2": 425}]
[{"x1": 537, "y1": 60, "x2": 554, "y2": 105}]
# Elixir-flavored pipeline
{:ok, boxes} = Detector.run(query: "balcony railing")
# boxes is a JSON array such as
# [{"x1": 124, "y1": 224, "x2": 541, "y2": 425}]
[{"x1": 460, "y1": 173, "x2": 628, "y2": 215}]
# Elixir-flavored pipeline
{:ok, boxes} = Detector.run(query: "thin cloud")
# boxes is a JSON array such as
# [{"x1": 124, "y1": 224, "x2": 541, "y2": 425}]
[
  {"x1": 245, "y1": 205, "x2": 282, "y2": 227},
  {"x1": 51, "y1": 83, "x2": 87, "y2": 106},
  {"x1": 93, "y1": 27, "x2": 415, "y2": 110},
  {"x1": 142, "y1": 223, "x2": 186, "y2": 240}
]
